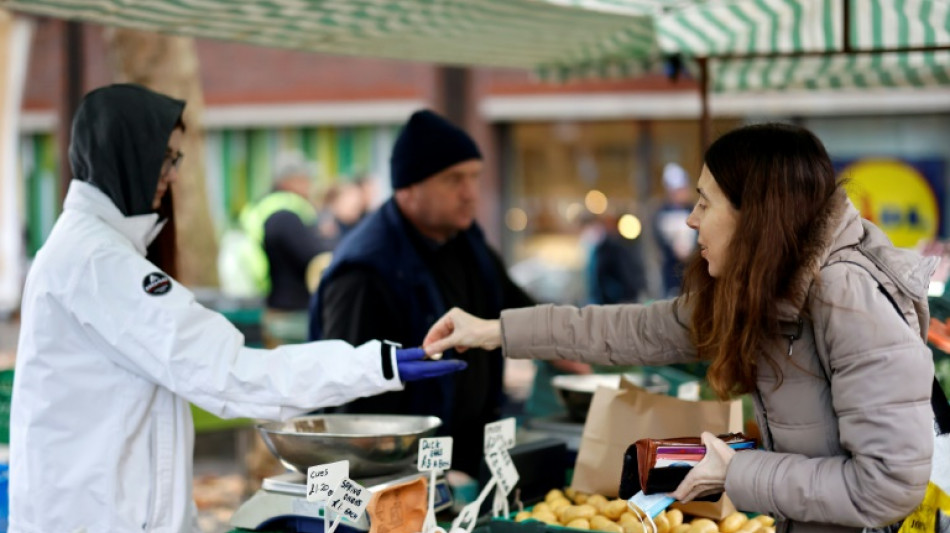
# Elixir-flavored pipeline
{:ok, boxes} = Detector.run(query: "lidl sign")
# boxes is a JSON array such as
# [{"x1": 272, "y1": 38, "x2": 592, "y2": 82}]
[{"x1": 836, "y1": 158, "x2": 945, "y2": 249}]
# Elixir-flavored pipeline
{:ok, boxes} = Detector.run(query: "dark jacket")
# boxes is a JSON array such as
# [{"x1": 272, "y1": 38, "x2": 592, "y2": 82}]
[{"x1": 310, "y1": 199, "x2": 532, "y2": 475}]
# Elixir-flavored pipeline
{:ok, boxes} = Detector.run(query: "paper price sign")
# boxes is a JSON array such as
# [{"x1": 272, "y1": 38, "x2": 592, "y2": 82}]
[
  {"x1": 306, "y1": 460, "x2": 349, "y2": 503},
  {"x1": 485, "y1": 446, "x2": 519, "y2": 495},
  {"x1": 329, "y1": 478, "x2": 371, "y2": 523},
  {"x1": 418, "y1": 437, "x2": 453, "y2": 472},
  {"x1": 483, "y1": 417, "x2": 516, "y2": 452}
]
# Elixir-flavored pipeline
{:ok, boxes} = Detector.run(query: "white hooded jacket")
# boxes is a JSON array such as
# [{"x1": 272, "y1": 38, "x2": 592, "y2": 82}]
[{"x1": 10, "y1": 180, "x2": 405, "y2": 532}]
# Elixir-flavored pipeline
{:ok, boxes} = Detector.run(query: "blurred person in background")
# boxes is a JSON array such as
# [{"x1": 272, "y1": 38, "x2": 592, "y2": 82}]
[
  {"x1": 10, "y1": 84, "x2": 465, "y2": 533},
  {"x1": 654, "y1": 162, "x2": 697, "y2": 297},
  {"x1": 309, "y1": 109, "x2": 533, "y2": 477},
  {"x1": 423, "y1": 123, "x2": 935, "y2": 533},
  {"x1": 239, "y1": 152, "x2": 324, "y2": 345},
  {"x1": 581, "y1": 213, "x2": 647, "y2": 305},
  {"x1": 315, "y1": 181, "x2": 366, "y2": 252}
]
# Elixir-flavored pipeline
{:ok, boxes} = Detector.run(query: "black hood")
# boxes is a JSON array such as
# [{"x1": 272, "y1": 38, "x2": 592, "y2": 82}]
[{"x1": 69, "y1": 84, "x2": 185, "y2": 217}]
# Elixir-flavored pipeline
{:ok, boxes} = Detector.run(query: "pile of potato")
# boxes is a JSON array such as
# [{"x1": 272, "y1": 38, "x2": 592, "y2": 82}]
[{"x1": 512, "y1": 488, "x2": 776, "y2": 533}]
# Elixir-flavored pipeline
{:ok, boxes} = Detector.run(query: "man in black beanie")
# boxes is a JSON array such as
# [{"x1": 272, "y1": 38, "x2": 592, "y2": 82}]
[{"x1": 309, "y1": 109, "x2": 533, "y2": 477}]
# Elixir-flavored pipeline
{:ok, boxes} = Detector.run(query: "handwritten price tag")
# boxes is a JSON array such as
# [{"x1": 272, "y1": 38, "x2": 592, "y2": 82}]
[
  {"x1": 329, "y1": 478, "x2": 371, "y2": 524},
  {"x1": 483, "y1": 417, "x2": 516, "y2": 453},
  {"x1": 485, "y1": 446, "x2": 519, "y2": 495},
  {"x1": 418, "y1": 437, "x2": 453, "y2": 472},
  {"x1": 306, "y1": 460, "x2": 349, "y2": 503}
]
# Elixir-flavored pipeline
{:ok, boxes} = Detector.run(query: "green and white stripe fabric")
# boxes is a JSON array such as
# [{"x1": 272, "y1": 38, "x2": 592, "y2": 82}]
[
  {"x1": 3, "y1": 0, "x2": 950, "y2": 91},
  {"x1": 0, "y1": 0, "x2": 659, "y2": 70},
  {"x1": 653, "y1": 0, "x2": 950, "y2": 91}
]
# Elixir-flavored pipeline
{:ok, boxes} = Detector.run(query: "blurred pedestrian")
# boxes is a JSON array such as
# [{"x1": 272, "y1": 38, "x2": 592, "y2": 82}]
[
  {"x1": 654, "y1": 162, "x2": 697, "y2": 297},
  {"x1": 239, "y1": 152, "x2": 323, "y2": 345}
]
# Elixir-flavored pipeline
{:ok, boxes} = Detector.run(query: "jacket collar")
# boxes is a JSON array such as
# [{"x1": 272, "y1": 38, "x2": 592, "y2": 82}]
[
  {"x1": 63, "y1": 180, "x2": 166, "y2": 256},
  {"x1": 779, "y1": 187, "x2": 937, "y2": 320}
]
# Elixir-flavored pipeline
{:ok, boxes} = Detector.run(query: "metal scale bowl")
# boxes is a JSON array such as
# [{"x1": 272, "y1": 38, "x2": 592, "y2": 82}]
[{"x1": 231, "y1": 414, "x2": 454, "y2": 533}]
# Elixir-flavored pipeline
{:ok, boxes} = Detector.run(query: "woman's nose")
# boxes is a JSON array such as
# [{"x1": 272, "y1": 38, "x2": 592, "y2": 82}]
[{"x1": 686, "y1": 209, "x2": 699, "y2": 230}]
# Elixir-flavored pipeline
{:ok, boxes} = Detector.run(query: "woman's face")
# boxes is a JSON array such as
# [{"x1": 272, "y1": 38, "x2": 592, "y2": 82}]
[
  {"x1": 686, "y1": 165, "x2": 739, "y2": 278},
  {"x1": 152, "y1": 128, "x2": 184, "y2": 210}
]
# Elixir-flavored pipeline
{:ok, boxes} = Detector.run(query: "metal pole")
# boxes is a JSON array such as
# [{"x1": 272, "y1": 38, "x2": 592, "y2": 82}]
[
  {"x1": 698, "y1": 57, "x2": 711, "y2": 151},
  {"x1": 843, "y1": 0, "x2": 852, "y2": 53},
  {"x1": 58, "y1": 20, "x2": 84, "y2": 198}
]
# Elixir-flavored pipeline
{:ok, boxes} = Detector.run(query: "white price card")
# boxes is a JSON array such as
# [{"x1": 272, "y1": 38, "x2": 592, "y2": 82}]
[
  {"x1": 418, "y1": 437, "x2": 453, "y2": 472},
  {"x1": 306, "y1": 460, "x2": 349, "y2": 503},
  {"x1": 483, "y1": 417, "x2": 516, "y2": 452},
  {"x1": 329, "y1": 478, "x2": 371, "y2": 524},
  {"x1": 485, "y1": 446, "x2": 519, "y2": 496}
]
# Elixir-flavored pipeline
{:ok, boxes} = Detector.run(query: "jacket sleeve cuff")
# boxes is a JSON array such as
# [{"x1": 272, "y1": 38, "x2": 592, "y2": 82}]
[
  {"x1": 724, "y1": 449, "x2": 788, "y2": 520},
  {"x1": 359, "y1": 340, "x2": 405, "y2": 393}
]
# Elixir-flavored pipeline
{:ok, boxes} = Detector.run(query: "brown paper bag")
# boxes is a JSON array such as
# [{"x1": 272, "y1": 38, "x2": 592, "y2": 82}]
[{"x1": 570, "y1": 376, "x2": 742, "y2": 501}]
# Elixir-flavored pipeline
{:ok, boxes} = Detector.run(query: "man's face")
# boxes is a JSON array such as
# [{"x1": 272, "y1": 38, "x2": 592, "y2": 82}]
[{"x1": 398, "y1": 159, "x2": 482, "y2": 241}]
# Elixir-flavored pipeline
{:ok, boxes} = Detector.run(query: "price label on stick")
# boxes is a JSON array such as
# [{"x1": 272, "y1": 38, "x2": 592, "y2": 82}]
[
  {"x1": 328, "y1": 478, "x2": 371, "y2": 528},
  {"x1": 418, "y1": 437, "x2": 453, "y2": 472},
  {"x1": 485, "y1": 446, "x2": 519, "y2": 496},
  {"x1": 483, "y1": 417, "x2": 516, "y2": 453},
  {"x1": 306, "y1": 460, "x2": 349, "y2": 503}
]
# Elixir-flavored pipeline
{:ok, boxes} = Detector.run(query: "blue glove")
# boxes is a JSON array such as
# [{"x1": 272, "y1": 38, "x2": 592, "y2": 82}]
[{"x1": 395, "y1": 347, "x2": 468, "y2": 382}]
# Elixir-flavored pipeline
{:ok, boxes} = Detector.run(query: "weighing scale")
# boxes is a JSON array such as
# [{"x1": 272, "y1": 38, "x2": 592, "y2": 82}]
[{"x1": 230, "y1": 469, "x2": 453, "y2": 533}]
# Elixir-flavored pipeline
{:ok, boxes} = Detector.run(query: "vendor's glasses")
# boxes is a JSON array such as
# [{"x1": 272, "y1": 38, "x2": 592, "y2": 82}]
[{"x1": 161, "y1": 149, "x2": 184, "y2": 178}]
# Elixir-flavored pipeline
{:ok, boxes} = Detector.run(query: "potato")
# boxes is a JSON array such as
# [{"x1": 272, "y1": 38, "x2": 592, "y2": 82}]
[
  {"x1": 550, "y1": 498, "x2": 572, "y2": 513},
  {"x1": 719, "y1": 512, "x2": 749, "y2": 533},
  {"x1": 590, "y1": 516, "x2": 623, "y2": 533},
  {"x1": 653, "y1": 512, "x2": 671, "y2": 533},
  {"x1": 619, "y1": 512, "x2": 638, "y2": 526},
  {"x1": 546, "y1": 489, "x2": 566, "y2": 503},
  {"x1": 532, "y1": 510, "x2": 559, "y2": 525},
  {"x1": 735, "y1": 520, "x2": 762, "y2": 533},
  {"x1": 686, "y1": 518, "x2": 717, "y2": 533},
  {"x1": 565, "y1": 487, "x2": 578, "y2": 500},
  {"x1": 560, "y1": 504, "x2": 598, "y2": 523},
  {"x1": 566, "y1": 518, "x2": 592, "y2": 530},
  {"x1": 573, "y1": 492, "x2": 590, "y2": 505},
  {"x1": 533, "y1": 502, "x2": 551, "y2": 514},
  {"x1": 603, "y1": 499, "x2": 628, "y2": 520},
  {"x1": 762, "y1": 528, "x2": 775, "y2": 533},
  {"x1": 671, "y1": 526, "x2": 691, "y2": 533},
  {"x1": 753, "y1": 516, "x2": 775, "y2": 527},
  {"x1": 514, "y1": 511, "x2": 532, "y2": 522},
  {"x1": 586, "y1": 494, "x2": 609, "y2": 512},
  {"x1": 622, "y1": 521, "x2": 645, "y2": 533},
  {"x1": 666, "y1": 509, "x2": 683, "y2": 528}
]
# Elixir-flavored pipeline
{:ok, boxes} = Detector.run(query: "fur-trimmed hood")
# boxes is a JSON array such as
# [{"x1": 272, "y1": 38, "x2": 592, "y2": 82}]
[{"x1": 778, "y1": 187, "x2": 938, "y2": 324}]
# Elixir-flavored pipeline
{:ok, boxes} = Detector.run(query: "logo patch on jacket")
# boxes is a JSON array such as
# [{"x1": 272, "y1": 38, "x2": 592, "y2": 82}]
[{"x1": 142, "y1": 272, "x2": 172, "y2": 296}]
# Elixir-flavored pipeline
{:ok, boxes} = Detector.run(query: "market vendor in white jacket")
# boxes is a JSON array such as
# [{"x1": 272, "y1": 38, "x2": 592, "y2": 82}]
[{"x1": 10, "y1": 84, "x2": 466, "y2": 533}]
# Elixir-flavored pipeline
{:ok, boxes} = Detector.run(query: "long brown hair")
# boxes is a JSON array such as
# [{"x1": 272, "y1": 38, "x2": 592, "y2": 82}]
[{"x1": 683, "y1": 123, "x2": 839, "y2": 399}]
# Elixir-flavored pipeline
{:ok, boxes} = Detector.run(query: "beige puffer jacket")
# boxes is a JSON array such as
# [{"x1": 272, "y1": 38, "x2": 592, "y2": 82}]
[{"x1": 501, "y1": 190, "x2": 936, "y2": 533}]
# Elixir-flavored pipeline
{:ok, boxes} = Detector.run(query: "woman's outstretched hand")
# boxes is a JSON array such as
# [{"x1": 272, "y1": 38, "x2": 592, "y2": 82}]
[{"x1": 422, "y1": 307, "x2": 502, "y2": 356}]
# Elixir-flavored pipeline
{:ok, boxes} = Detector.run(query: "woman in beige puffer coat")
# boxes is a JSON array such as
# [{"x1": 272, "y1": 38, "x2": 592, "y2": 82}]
[{"x1": 423, "y1": 123, "x2": 936, "y2": 533}]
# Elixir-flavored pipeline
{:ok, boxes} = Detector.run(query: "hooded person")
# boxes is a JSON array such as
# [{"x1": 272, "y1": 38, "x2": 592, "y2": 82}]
[
  {"x1": 10, "y1": 85, "x2": 466, "y2": 533},
  {"x1": 309, "y1": 109, "x2": 534, "y2": 477}
]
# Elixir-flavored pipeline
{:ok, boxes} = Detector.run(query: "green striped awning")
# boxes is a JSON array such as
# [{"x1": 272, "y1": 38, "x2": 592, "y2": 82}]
[
  {"x1": 0, "y1": 0, "x2": 661, "y2": 70},
  {"x1": 3, "y1": 0, "x2": 950, "y2": 92}
]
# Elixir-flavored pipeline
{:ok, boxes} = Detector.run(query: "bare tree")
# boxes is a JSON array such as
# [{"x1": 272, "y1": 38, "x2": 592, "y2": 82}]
[{"x1": 104, "y1": 28, "x2": 218, "y2": 287}]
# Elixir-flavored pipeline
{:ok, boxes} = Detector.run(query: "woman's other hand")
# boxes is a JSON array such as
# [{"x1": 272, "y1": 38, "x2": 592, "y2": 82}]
[
  {"x1": 423, "y1": 307, "x2": 502, "y2": 356},
  {"x1": 671, "y1": 432, "x2": 736, "y2": 502}
]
